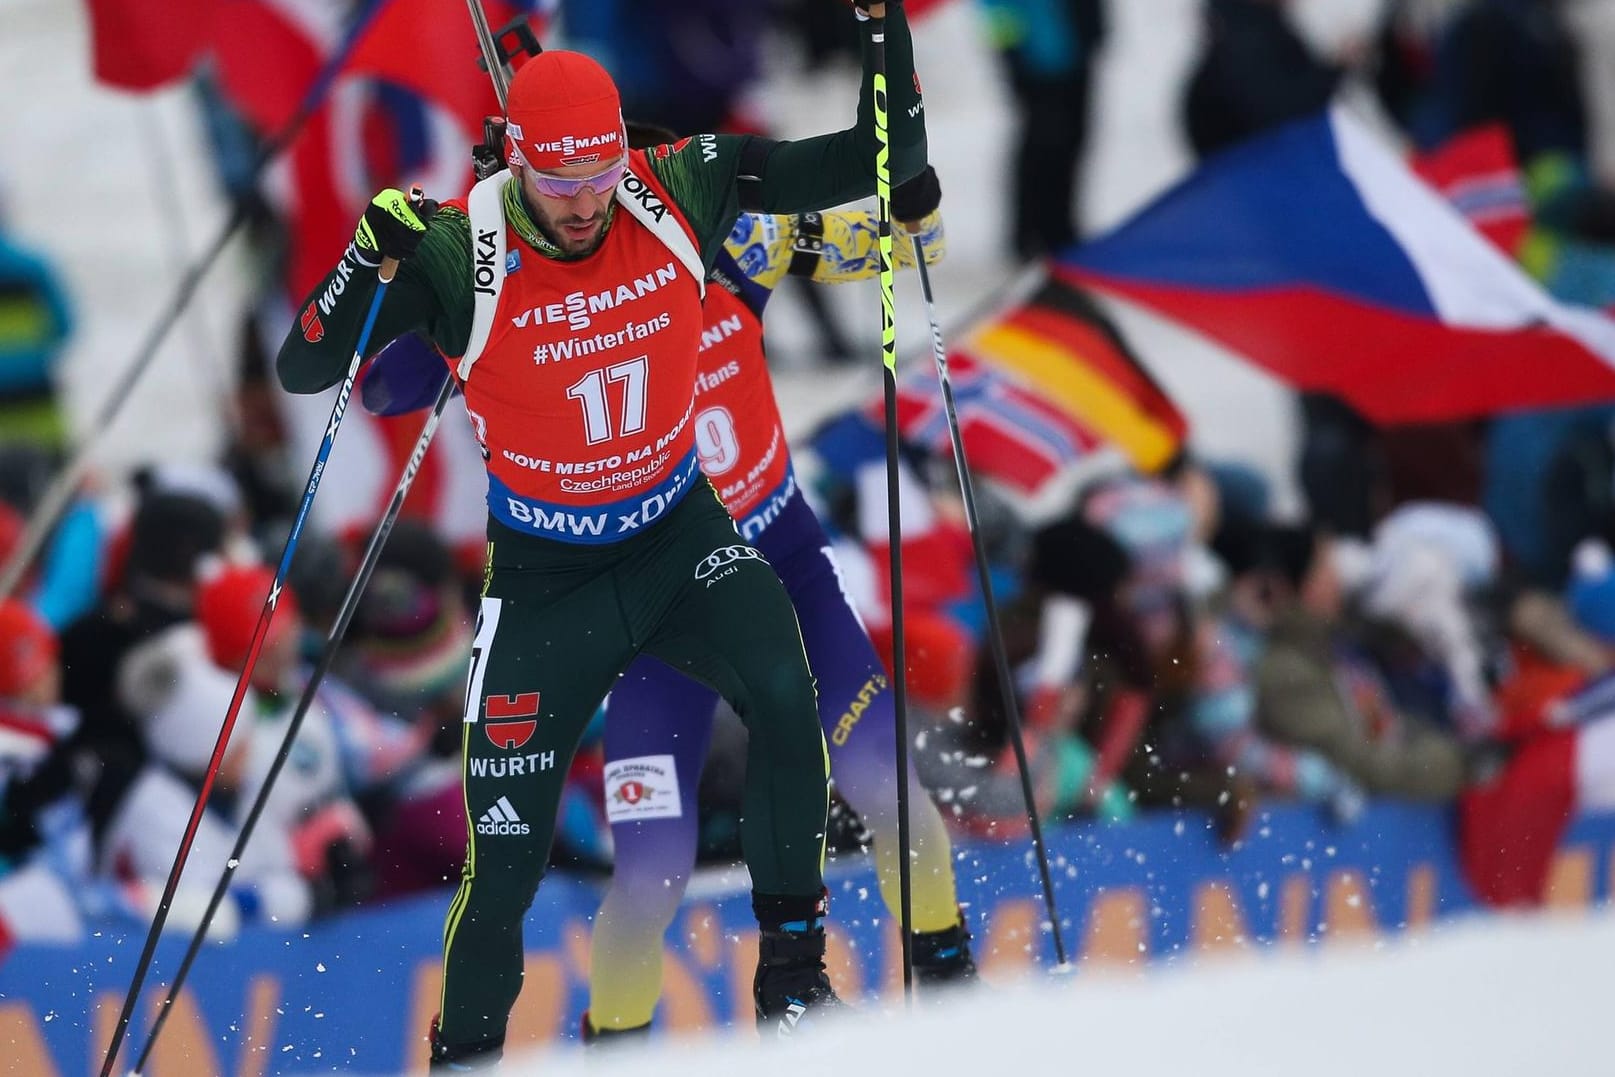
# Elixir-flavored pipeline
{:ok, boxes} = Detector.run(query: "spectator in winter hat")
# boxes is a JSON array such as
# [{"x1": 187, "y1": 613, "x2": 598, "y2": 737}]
[
  {"x1": 195, "y1": 561, "x2": 300, "y2": 691},
  {"x1": 134, "y1": 462, "x2": 257, "y2": 566},
  {"x1": 0, "y1": 598, "x2": 75, "y2": 861},
  {"x1": 192, "y1": 563, "x2": 378, "y2": 914},
  {"x1": 1075, "y1": 479, "x2": 1267, "y2": 840},
  {"x1": 0, "y1": 599, "x2": 86, "y2": 954},
  {"x1": 1183, "y1": 0, "x2": 1346, "y2": 160},
  {"x1": 0, "y1": 216, "x2": 74, "y2": 453},
  {"x1": 118, "y1": 491, "x2": 227, "y2": 601},
  {"x1": 102, "y1": 564, "x2": 337, "y2": 931},
  {"x1": 7, "y1": 490, "x2": 226, "y2": 857},
  {"x1": 0, "y1": 597, "x2": 57, "y2": 706},
  {"x1": 1252, "y1": 523, "x2": 1472, "y2": 802},
  {"x1": 915, "y1": 510, "x2": 1138, "y2": 834},
  {"x1": 0, "y1": 443, "x2": 105, "y2": 631},
  {"x1": 339, "y1": 522, "x2": 472, "y2": 726}
]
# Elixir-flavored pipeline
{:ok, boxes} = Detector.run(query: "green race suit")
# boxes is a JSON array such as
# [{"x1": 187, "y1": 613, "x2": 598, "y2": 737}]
[{"x1": 273, "y1": 7, "x2": 926, "y2": 1056}]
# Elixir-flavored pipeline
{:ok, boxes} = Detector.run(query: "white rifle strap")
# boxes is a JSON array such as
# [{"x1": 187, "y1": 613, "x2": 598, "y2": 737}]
[{"x1": 614, "y1": 164, "x2": 706, "y2": 299}]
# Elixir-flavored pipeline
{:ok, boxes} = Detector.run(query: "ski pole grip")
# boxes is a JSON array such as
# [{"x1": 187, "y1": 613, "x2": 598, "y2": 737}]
[{"x1": 378, "y1": 256, "x2": 400, "y2": 283}]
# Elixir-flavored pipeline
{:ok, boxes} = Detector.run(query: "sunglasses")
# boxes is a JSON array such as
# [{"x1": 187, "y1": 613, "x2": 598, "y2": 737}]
[{"x1": 528, "y1": 158, "x2": 627, "y2": 199}]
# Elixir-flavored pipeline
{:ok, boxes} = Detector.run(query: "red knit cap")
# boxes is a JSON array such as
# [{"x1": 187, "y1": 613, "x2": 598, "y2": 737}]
[
  {"x1": 196, "y1": 564, "x2": 300, "y2": 672},
  {"x1": 504, "y1": 50, "x2": 625, "y2": 171},
  {"x1": 0, "y1": 599, "x2": 57, "y2": 700}
]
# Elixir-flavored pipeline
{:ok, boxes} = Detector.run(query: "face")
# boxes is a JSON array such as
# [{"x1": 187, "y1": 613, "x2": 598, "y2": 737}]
[{"x1": 515, "y1": 154, "x2": 625, "y2": 256}]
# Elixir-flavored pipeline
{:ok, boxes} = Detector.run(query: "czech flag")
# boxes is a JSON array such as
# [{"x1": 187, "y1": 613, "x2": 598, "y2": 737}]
[{"x1": 1061, "y1": 107, "x2": 1615, "y2": 425}]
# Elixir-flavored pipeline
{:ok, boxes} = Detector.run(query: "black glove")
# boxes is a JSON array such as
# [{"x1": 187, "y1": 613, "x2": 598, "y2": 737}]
[
  {"x1": 891, "y1": 165, "x2": 941, "y2": 225},
  {"x1": 353, "y1": 185, "x2": 438, "y2": 266}
]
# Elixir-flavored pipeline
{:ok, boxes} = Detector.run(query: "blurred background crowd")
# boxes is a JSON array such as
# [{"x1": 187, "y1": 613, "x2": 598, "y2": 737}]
[{"x1": 7, "y1": 0, "x2": 1615, "y2": 957}]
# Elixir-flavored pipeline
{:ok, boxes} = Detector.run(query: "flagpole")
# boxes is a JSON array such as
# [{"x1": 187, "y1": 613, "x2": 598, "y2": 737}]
[{"x1": 910, "y1": 235, "x2": 1070, "y2": 969}]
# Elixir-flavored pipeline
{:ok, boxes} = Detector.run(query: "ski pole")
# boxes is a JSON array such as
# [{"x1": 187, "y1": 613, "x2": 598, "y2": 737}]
[
  {"x1": 0, "y1": 0, "x2": 395, "y2": 604},
  {"x1": 128, "y1": 375, "x2": 453, "y2": 1075},
  {"x1": 910, "y1": 233, "x2": 1070, "y2": 968},
  {"x1": 867, "y1": 3, "x2": 916, "y2": 1000},
  {"x1": 97, "y1": 257, "x2": 399, "y2": 1077},
  {"x1": 130, "y1": 5, "x2": 537, "y2": 1065}
]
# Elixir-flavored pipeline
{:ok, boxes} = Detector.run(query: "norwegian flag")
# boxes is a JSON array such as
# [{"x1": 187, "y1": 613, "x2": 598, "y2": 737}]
[
  {"x1": 893, "y1": 352, "x2": 1109, "y2": 499},
  {"x1": 876, "y1": 277, "x2": 1187, "y2": 504},
  {"x1": 1412, "y1": 124, "x2": 1530, "y2": 258}
]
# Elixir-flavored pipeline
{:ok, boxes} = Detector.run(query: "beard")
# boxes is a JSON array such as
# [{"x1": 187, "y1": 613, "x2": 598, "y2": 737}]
[{"x1": 524, "y1": 191, "x2": 610, "y2": 257}]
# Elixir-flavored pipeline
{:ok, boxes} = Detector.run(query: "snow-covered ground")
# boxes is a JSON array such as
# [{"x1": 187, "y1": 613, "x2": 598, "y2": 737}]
[{"x1": 497, "y1": 908, "x2": 1609, "y2": 1077}]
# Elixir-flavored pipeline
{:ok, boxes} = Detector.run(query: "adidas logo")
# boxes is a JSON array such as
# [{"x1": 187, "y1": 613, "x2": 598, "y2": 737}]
[{"x1": 476, "y1": 796, "x2": 531, "y2": 836}]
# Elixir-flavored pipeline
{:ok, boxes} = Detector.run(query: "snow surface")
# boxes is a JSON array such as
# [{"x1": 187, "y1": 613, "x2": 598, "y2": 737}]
[{"x1": 491, "y1": 909, "x2": 1609, "y2": 1077}]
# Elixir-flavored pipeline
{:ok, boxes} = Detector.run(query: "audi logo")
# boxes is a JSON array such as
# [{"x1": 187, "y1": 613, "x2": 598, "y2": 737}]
[{"x1": 694, "y1": 545, "x2": 764, "y2": 579}]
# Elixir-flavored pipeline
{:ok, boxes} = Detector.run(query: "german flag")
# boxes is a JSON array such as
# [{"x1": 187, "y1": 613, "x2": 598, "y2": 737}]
[
  {"x1": 966, "y1": 279, "x2": 1187, "y2": 473},
  {"x1": 891, "y1": 277, "x2": 1187, "y2": 499}
]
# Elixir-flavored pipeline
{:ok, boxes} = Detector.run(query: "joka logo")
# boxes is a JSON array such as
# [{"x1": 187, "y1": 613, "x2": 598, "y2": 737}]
[
  {"x1": 484, "y1": 692, "x2": 540, "y2": 750},
  {"x1": 474, "y1": 228, "x2": 498, "y2": 296},
  {"x1": 694, "y1": 545, "x2": 764, "y2": 581},
  {"x1": 477, "y1": 796, "x2": 530, "y2": 837},
  {"x1": 300, "y1": 301, "x2": 324, "y2": 343},
  {"x1": 619, "y1": 173, "x2": 667, "y2": 222}
]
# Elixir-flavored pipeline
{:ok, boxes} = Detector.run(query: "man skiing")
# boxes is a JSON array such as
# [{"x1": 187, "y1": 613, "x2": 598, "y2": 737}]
[
  {"x1": 584, "y1": 148, "x2": 979, "y2": 1040},
  {"x1": 361, "y1": 129, "x2": 979, "y2": 1038},
  {"x1": 274, "y1": 1, "x2": 926, "y2": 1069}
]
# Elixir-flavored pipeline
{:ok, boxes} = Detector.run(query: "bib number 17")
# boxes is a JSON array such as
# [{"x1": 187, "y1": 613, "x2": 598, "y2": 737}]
[{"x1": 568, "y1": 357, "x2": 648, "y2": 446}]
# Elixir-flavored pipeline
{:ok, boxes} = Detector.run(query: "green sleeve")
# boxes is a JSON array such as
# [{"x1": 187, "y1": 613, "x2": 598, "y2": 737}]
[
  {"x1": 275, "y1": 208, "x2": 476, "y2": 394},
  {"x1": 646, "y1": 5, "x2": 928, "y2": 270}
]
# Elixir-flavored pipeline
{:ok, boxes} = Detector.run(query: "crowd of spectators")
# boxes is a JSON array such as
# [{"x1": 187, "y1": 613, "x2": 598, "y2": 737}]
[{"x1": 5, "y1": 0, "x2": 1615, "y2": 959}]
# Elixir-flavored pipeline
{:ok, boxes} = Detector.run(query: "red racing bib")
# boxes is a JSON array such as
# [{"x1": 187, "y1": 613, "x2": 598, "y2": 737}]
[
  {"x1": 452, "y1": 151, "x2": 708, "y2": 543},
  {"x1": 690, "y1": 284, "x2": 795, "y2": 538}
]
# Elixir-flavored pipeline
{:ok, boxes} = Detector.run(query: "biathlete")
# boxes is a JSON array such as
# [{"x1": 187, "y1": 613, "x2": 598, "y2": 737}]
[
  {"x1": 586, "y1": 147, "x2": 979, "y2": 1037},
  {"x1": 364, "y1": 134, "x2": 980, "y2": 1040},
  {"x1": 274, "y1": 1, "x2": 928, "y2": 1068}
]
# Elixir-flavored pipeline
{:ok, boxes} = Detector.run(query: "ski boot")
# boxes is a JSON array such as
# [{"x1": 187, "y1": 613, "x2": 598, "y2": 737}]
[
  {"x1": 753, "y1": 890, "x2": 845, "y2": 1036},
  {"x1": 428, "y1": 1017, "x2": 503, "y2": 1072},
  {"x1": 912, "y1": 918, "x2": 979, "y2": 987},
  {"x1": 581, "y1": 1011, "x2": 652, "y2": 1047}
]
